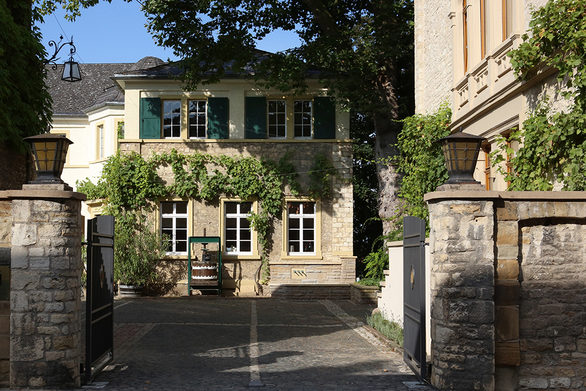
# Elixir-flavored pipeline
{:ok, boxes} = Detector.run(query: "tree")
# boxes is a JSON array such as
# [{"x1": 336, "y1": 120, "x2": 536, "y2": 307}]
[
  {"x1": 0, "y1": 1, "x2": 52, "y2": 150},
  {"x1": 142, "y1": 0, "x2": 414, "y2": 234},
  {"x1": 35, "y1": 0, "x2": 415, "y2": 235}
]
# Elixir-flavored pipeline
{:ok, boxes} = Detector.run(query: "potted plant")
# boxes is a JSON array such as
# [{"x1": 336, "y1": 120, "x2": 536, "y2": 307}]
[{"x1": 114, "y1": 211, "x2": 167, "y2": 297}]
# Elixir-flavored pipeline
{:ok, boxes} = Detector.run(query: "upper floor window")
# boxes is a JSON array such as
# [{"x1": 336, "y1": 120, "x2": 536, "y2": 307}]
[
  {"x1": 463, "y1": 0, "x2": 469, "y2": 72},
  {"x1": 189, "y1": 100, "x2": 207, "y2": 138},
  {"x1": 480, "y1": 0, "x2": 486, "y2": 59},
  {"x1": 502, "y1": 0, "x2": 514, "y2": 41},
  {"x1": 161, "y1": 201, "x2": 188, "y2": 255},
  {"x1": 294, "y1": 100, "x2": 312, "y2": 138},
  {"x1": 224, "y1": 202, "x2": 253, "y2": 255},
  {"x1": 163, "y1": 100, "x2": 181, "y2": 138},
  {"x1": 97, "y1": 125, "x2": 105, "y2": 159},
  {"x1": 268, "y1": 100, "x2": 286, "y2": 138}
]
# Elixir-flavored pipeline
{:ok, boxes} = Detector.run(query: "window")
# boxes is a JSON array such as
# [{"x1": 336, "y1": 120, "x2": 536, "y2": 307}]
[
  {"x1": 287, "y1": 202, "x2": 316, "y2": 255},
  {"x1": 268, "y1": 100, "x2": 286, "y2": 138},
  {"x1": 294, "y1": 100, "x2": 312, "y2": 138},
  {"x1": 117, "y1": 121, "x2": 125, "y2": 139},
  {"x1": 97, "y1": 125, "x2": 105, "y2": 159},
  {"x1": 480, "y1": 0, "x2": 486, "y2": 58},
  {"x1": 224, "y1": 202, "x2": 252, "y2": 255},
  {"x1": 189, "y1": 100, "x2": 207, "y2": 138},
  {"x1": 502, "y1": 0, "x2": 514, "y2": 40},
  {"x1": 483, "y1": 145, "x2": 491, "y2": 190},
  {"x1": 163, "y1": 100, "x2": 181, "y2": 138},
  {"x1": 161, "y1": 201, "x2": 188, "y2": 255},
  {"x1": 463, "y1": 0, "x2": 469, "y2": 72}
]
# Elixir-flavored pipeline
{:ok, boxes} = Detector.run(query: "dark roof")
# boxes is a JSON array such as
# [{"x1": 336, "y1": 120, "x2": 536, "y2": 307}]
[
  {"x1": 46, "y1": 57, "x2": 166, "y2": 115},
  {"x1": 114, "y1": 50, "x2": 323, "y2": 80}
]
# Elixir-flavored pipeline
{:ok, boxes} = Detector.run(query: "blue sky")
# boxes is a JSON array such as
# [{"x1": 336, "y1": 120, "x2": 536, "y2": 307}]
[{"x1": 37, "y1": 1, "x2": 301, "y2": 64}]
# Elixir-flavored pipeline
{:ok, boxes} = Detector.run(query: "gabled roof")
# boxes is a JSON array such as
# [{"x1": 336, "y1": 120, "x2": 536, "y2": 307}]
[{"x1": 46, "y1": 57, "x2": 166, "y2": 116}]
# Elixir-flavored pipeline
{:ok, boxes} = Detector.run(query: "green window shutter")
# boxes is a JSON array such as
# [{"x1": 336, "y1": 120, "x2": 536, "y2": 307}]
[
  {"x1": 207, "y1": 97, "x2": 229, "y2": 139},
  {"x1": 245, "y1": 97, "x2": 267, "y2": 139},
  {"x1": 313, "y1": 97, "x2": 336, "y2": 139},
  {"x1": 140, "y1": 97, "x2": 161, "y2": 139}
]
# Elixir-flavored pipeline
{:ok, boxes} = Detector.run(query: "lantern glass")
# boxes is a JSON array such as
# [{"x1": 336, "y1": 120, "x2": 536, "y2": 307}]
[
  {"x1": 62, "y1": 58, "x2": 81, "y2": 82},
  {"x1": 24, "y1": 134, "x2": 73, "y2": 184},
  {"x1": 438, "y1": 132, "x2": 485, "y2": 184}
]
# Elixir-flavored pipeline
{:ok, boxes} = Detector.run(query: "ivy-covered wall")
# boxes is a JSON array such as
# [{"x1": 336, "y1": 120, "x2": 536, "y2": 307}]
[{"x1": 117, "y1": 140, "x2": 354, "y2": 294}]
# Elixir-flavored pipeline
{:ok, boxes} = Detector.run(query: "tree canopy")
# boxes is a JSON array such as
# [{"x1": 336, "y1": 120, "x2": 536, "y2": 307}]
[
  {"x1": 141, "y1": 0, "x2": 414, "y2": 233},
  {"x1": 0, "y1": 1, "x2": 52, "y2": 150}
]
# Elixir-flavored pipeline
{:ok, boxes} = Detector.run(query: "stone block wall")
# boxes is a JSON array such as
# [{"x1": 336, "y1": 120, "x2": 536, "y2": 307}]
[
  {"x1": 427, "y1": 199, "x2": 495, "y2": 391},
  {"x1": 3, "y1": 186, "x2": 85, "y2": 389},
  {"x1": 494, "y1": 200, "x2": 586, "y2": 391},
  {"x1": 426, "y1": 191, "x2": 586, "y2": 391},
  {"x1": 119, "y1": 140, "x2": 355, "y2": 294},
  {"x1": 414, "y1": 0, "x2": 453, "y2": 114},
  {"x1": 0, "y1": 199, "x2": 9, "y2": 386}
]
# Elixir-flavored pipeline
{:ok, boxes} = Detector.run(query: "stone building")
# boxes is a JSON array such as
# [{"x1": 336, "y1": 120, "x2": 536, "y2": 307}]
[
  {"x1": 48, "y1": 56, "x2": 355, "y2": 296},
  {"x1": 414, "y1": 0, "x2": 564, "y2": 190}
]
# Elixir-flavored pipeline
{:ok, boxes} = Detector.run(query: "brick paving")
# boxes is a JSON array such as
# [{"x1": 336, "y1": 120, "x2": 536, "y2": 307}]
[{"x1": 80, "y1": 297, "x2": 432, "y2": 391}]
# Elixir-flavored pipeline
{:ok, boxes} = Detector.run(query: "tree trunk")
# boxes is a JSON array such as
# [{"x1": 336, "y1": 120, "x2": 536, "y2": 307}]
[
  {"x1": 373, "y1": 113, "x2": 402, "y2": 236},
  {"x1": 373, "y1": 62, "x2": 403, "y2": 236}
]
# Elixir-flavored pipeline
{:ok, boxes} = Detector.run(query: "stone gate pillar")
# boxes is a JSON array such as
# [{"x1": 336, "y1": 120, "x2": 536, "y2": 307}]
[
  {"x1": 1, "y1": 184, "x2": 85, "y2": 388},
  {"x1": 425, "y1": 187, "x2": 498, "y2": 391}
]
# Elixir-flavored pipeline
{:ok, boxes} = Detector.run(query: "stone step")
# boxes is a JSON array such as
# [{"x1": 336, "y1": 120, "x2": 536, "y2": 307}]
[{"x1": 379, "y1": 280, "x2": 386, "y2": 288}]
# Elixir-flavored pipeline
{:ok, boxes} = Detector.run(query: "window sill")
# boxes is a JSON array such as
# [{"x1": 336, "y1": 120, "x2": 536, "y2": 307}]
[{"x1": 278, "y1": 254, "x2": 323, "y2": 261}]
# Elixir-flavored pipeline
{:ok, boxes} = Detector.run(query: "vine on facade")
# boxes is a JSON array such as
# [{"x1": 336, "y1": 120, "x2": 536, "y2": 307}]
[
  {"x1": 78, "y1": 149, "x2": 335, "y2": 284},
  {"x1": 497, "y1": 0, "x2": 585, "y2": 190}
]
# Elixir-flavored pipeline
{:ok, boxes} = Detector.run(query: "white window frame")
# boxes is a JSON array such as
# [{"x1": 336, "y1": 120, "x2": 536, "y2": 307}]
[
  {"x1": 188, "y1": 99, "x2": 207, "y2": 139},
  {"x1": 293, "y1": 100, "x2": 313, "y2": 139},
  {"x1": 267, "y1": 99, "x2": 287, "y2": 139},
  {"x1": 163, "y1": 100, "x2": 182, "y2": 139},
  {"x1": 97, "y1": 124, "x2": 105, "y2": 160},
  {"x1": 224, "y1": 202, "x2": 253, "y2": 255},
  {"x1": 161, "y1": 201, "x2": 188, "y2": 255},
  {"x1": 287, "y1": 201, "x2": 316, "y2": 256}
]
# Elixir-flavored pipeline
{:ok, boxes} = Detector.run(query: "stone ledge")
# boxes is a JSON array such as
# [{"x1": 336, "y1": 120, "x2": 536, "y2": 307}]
[
  {"x1": 0, "y1": 190, "x2": 86, "y2": 201},
  {"x1": 350, "y1": 283, "x2": 379, "y2": 305},
  {"x1": 269, "y1": 283, "x2": 350, "y2": 300},
  {"x1": 425, "y1": 190, "x2": 586, "y2": 202}
]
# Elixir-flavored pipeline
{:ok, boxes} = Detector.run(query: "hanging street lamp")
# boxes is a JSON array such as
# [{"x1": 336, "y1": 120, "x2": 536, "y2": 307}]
[
  {"x1": 23, "y1": 134, "x2": 73, "y2": 184},
  {"x1": 437, "y1": 131, "x2": 485, "y2": 185},
  {"x1": 44, "y1": 35, "x2": 82, "y2": 82}
]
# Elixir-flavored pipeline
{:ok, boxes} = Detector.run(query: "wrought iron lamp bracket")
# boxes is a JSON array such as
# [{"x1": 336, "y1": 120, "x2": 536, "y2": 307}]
[{"x1": 44, "y1": 35, "x2": 77, "y2": 69}]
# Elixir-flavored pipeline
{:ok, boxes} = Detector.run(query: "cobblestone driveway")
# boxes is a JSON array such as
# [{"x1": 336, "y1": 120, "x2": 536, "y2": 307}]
[{"x1": 86, "y1": 297, "x2": 430, "y2": 391}]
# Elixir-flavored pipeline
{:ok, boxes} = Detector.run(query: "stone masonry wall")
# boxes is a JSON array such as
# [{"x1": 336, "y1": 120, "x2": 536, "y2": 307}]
[
  {"x1": 428, "y1": 199, "x2": 495, "y2": 391},
  {"x1": 0, "y1": 200, "x2": 10, "y2": 385},
  {"x1": 493, "y1": 200, "x2": 586, "y2": 391},
  {"x1": 120, "y1": 140, "x2": 355, "y2": 291},
  {"x1": 9, "y1": 191, "x2": 83, "y2": 388},
  {"x1": 414, "y1": 0, "x2": 453, "y2": 114},
  {"x1": 426, "y1": 191, "x2": 586, "y2": 391}
]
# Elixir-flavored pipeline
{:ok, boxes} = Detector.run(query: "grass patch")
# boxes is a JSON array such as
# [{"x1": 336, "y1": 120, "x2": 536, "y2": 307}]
[
  {"x1": 367, "y1": 311, "x2": 403, "y2": 347},
  {"x1": 355, "y1": 277, "x2": 381, "y2": 286}
]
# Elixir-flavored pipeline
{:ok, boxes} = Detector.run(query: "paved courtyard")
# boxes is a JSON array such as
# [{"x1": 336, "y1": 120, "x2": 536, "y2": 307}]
[{"x1": 84, "y1": 297, "x2": 431, "y2": 391}]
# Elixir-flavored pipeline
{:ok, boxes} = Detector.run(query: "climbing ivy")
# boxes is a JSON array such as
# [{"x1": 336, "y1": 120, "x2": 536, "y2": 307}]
[
  {"x1": 78, "y1": 149, "x2": 335, "y2": 284},
  {"x1": 396, "y1": 104, "x2": 451, "y2": 221},
  {"x1": 498, "y1": 0, "x2": 586, "y2": 190},
  {"x1": 361, "y1": 105, "x2": 451, "y2": 280}
]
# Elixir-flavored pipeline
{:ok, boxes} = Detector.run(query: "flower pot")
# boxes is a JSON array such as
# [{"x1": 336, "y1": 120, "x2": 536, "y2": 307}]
[{"x1": 118, "y1": 284, "x2": 144, "y2": 298}]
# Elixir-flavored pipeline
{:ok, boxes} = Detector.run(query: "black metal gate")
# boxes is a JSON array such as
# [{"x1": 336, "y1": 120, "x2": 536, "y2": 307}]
[
  {"x1": 403, "y1": 216, "x2": 427, "y2": 380},
  {"x1": 85, "y1": 215, "x2": 115, "y2": 383}
]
